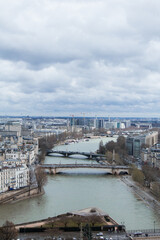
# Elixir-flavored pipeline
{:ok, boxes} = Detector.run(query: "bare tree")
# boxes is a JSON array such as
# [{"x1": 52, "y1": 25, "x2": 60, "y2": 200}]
[
  {"x1": 142, "y1": 165, "x2": 157, "y2": 184},
  {"x1": 105, "y1": 151, "x2": 113, "y2": 163},
  {"x1": 151, "y1": 182, "x2": 160, "y2": 200},
  {"x1": 99, "y1": 141, "x2": 105, "y2": 154},
  {"x1": 105, "y1": 141, "x2": 116, "y2": 152},
  {"x1": 0, "y1": 221, "x2": 18, "y2": 240},
  {"x1": 85, "y1": 215, "x2": 105, "y2": 227},
  {"x1": 105, "y1": 151, "x2": 121, "y2": 165},
  {"x1": 73, "y1": 215, "x2": 84, "y2": 228},
  {"x1": 45, "y1": 217, "x2": 61, "y2": 239},
  {"x1": 132, "y1": 167, "x2": 144, "y2": 185},
  {"x1": 59, "y1": 215, "x2": 69, "y2": 228},
  {"x1": 35, "y1": 167, "x2": 48, "y2": 193},
  {"x1": 46, "y1": 217, "x2": 55, "y2": 229}
]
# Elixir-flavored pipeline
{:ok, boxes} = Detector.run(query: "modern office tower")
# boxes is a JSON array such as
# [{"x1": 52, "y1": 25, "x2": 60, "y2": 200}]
[
  {"x1": 126, "y1": 131, "x2": 158, "y2": 158},
  {"x1": 105, "y1": 121, "x2": 117, "y2": 129},
  {"x1": 96, "y1": 119, "x2": 104, "y2": 129}
]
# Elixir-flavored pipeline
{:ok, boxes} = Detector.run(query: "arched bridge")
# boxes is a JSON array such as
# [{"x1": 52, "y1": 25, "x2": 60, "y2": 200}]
[
  {"x1": 47, "y1": 150, "x2": 105, "y2": 159},
  {"x1": 40, "y1": 163, "x2": 129, "y2": 175}
]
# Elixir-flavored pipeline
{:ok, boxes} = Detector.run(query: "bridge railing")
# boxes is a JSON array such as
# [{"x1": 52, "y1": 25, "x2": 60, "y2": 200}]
[
  {"x1": 127, "y1": 228, "x2": 160, "y2": 234},
  {"x1": 47, "y1": 150, "x2": 105, "y2": 156},
  {"x1": 40, "y1": 164, "x2": 129, "y2": 170}
]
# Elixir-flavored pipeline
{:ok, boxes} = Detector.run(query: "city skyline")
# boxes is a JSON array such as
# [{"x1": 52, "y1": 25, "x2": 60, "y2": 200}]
[{"x1": 1, "y1": 0, "x2": 160, "y2": 117}]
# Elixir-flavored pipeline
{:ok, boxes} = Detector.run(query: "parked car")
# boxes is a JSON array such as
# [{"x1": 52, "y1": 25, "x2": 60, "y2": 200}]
[
  {"x1": 99, "y1": 236, "x2": 104, "y2": 240},
  {"x1": 134, "y1": 231, "x2": 142, "y2": 237},
  {"x1": 96, "y1": 232, "x2": 103, "y2": 236}
]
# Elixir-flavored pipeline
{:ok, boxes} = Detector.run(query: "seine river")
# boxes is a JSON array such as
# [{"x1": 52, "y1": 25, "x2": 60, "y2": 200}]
[{"x1": 0, "y1": 137, "x2": 160, "y2": 230}]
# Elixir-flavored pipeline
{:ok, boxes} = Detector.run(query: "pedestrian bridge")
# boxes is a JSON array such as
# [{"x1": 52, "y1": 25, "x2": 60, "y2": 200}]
[
  {"x1": 47, "y1": 150, "x2": 105, "y2": 159},
  {"x1": 40, "y1": 164, "x2": 129, "y2": 175}
]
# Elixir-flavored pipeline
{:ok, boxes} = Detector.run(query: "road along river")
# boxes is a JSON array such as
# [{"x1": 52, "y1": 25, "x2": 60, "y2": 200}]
[{"x1": 0, "y1": 137, "x2": 160, "y2": 230}]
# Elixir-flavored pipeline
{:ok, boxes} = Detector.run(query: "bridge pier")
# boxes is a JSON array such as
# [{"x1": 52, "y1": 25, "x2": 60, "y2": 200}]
[
  {"x1": 112, "y1": 169, "x2": 118, "y2": 175},
  {"x1": 49, "y1": 168, "x2": 56, "y2": 175}
]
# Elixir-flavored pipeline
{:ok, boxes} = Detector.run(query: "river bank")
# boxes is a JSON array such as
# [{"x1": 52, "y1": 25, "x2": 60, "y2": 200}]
[
  {"x1": 56, "y1": 135, "x2": 108, "y2": 145},
  {"x1": 1, "y1": 136, "x2": 159, "y2": 229},
  {"x1": 0, "y1": 186, "x2": 43, "y2": 204},
  {"x1": 0, "y1": 135, "x2": 107, "y2": 205},
  {"x1": 121, "y1": 176, "x2": 160, "y2": 213}
]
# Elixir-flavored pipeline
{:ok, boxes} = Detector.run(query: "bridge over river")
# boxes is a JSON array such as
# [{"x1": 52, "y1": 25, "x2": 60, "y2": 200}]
[
  {"x1": 40, "y1": 163, "x2": 129, "y2": 175},
  {"x1": 47, "y1": 150, "x2": 105, "y2": 159}
]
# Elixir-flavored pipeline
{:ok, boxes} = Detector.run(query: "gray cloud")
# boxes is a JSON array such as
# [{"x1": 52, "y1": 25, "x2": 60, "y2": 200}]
[{"x1": 0, "y1": 0, "x2": 160, "y2": 116}]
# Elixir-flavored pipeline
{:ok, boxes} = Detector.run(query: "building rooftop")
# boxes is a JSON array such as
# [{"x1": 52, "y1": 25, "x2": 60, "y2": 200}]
[{"x1": 68, "y1": 207, "x2": 109, "y2": 217}]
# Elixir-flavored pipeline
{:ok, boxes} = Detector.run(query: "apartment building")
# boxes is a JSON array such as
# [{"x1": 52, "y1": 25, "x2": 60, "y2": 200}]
[
  {"x1": 0, "y1": 163, "x2": 29, "y2": 193},
  {"x1": 5, "y1": 148, "x2": 36, "y2": 165}
]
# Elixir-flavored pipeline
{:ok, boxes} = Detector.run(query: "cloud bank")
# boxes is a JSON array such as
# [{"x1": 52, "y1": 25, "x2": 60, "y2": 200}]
[{"x1": 1, "y1": 0, "x2": 160, "y2": 116}]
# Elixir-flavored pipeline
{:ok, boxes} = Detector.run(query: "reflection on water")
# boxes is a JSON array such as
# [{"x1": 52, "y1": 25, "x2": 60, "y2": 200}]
[{"x1": 0, "y1": 137, "x2": 160, "y2": 230}]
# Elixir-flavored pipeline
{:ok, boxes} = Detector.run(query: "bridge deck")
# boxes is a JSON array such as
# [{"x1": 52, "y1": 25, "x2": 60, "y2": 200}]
[
  {"x1": 47, "y1": 150, "x2": 105, "y2": 158},
  {"x1": 40, "y1": 164, "x2": 129, "y2": 169}
]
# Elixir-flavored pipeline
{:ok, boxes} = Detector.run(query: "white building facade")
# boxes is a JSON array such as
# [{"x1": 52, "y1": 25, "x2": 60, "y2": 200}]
[{"x1": 0, "y1": 164, "x2": 29, "y2": 193}]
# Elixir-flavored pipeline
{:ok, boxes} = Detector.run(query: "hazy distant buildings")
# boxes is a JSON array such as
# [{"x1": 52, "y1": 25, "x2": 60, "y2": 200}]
[
  {"x1": 69, "y1": 117, "x2": 131, "y2": 130},
  {"x1": 134, "y1": 123, "x2": 152, "y2": 129},
  {"x1": 5, "y1": 121, "x2": 22, "y2": 136},
  {"x1": 105, "y1": 121, "x2": 117, "y2": 129}
]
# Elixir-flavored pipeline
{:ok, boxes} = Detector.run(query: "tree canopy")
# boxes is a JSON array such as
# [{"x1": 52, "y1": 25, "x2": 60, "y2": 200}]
[
  {"x1": 132, "y1": 167, "x2": 144, "y2": 185},
  {"x1": 35, "y1": 167, "x2": 48, "y2": 193},
  {"x1": 99, "y1": 136, "x2": 127, "y2": 165},
  {"x1": 0, "y1": 221, "x2": 18, "y2": 240}
]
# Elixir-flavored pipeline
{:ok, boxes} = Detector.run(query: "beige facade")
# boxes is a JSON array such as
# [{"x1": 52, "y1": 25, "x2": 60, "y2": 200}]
[
  {"x1": 145, "y1": 131, "x2": 158, "y2": 147},
  {"x1": 5, "y1": 122, "x2": 22, "y2": 137}
]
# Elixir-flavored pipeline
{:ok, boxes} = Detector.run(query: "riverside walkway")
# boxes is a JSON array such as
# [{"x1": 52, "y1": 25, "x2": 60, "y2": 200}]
[
  {"x1": 40, "y1": 163, "x2": 129, "y2": 175},
  {"x1": 47, "y1": 150, "x2": 105, "y2": 159}
]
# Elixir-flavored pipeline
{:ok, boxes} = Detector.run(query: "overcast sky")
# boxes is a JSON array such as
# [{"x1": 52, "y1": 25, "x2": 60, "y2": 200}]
[{"x1": 1, "y1": 0, "x2": 160, "y2": 117}]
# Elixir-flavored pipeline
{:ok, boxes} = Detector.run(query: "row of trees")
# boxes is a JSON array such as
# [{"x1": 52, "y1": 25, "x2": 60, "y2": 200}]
[
  {"x1": 100, "y1": 135, "x2": 160, "y2": 200},
  {"x1": 131, "y1": 165, "x2": 160, "y2": 186},
  {"x1": 130, "y1": 165, "x2": 160, "y2": 200},
  {"x1": 0, "y1": 217, "x2": 97, "y2": 240},
  {"x1": 38, "y1": 131, "x2": 83, "y2": 163},
  {"x1": 47, "y1": 214, "x2": 105, "y2": 229},
  {"x1": 35, "y1": 133, "x2": 68, "y2": 192},
  {"x1": 130, "y1": 166, "x2": 144, "y2": 185},
  {"x1": 46, "y1": 213, "x2": 105, "y2": 240},
  {"x1": 36, "y1": 131, "x2": 84, "y2": 191},
  {"x1": 99, "y1": 136, "x2": 127, "y2": 165},
  {"x1": 36, "y1": 131, "x2": 84, "y2": 192}
]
